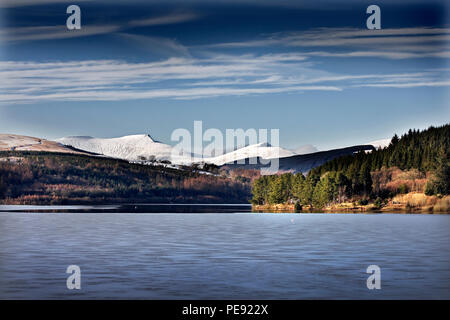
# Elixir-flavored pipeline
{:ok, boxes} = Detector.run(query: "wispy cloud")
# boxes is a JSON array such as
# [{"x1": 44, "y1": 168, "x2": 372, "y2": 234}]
[
  {"x1": 208, "y1": 27, "x2": 450, "y2": 47},
  {"x1": 0, "y1": 25, "x2": 121, "y2": 42},
  {"x1": 0, "y1": 0, "x2": 92, "y2": 8},
  {"x1": 0, "y1": 85, "x2": 342, "y2": 103},
  {"x1": 205, "y1": 27, "x2": 450, "y2": 60},
  {"x1": 355, "y1": 81, "x2": 450, "y2": 88},
  {"x1": 115, "y1": 33, "x2": 191, "y2": 57},
  {"x1": 0, "y1": 12, "x2": 202, "y2": 42},
  {"x1": 306, "y1": 50, "x2": 450, "y2": 59},
  {"x1": 129, "y1": 12, "x2": 201, "y2": 27},
  {"x1": 1, "y1": 53, "x2": 447, "y2": 104},
  {"x1": 0, "y1": 54, "x2": 338, "y2": 103}
]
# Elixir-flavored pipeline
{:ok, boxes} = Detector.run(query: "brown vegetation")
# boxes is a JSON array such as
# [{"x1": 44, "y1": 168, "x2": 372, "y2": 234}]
[
  {"x1": 0, "y1": 134, "x2": 86, "y2": 154},
  {"x1": 371, "y1": 167, "x2": 427, "y2": 195},
  {"x1": 0, "y1": 151, "x2": 251, "y2": 204},
  {"x1": 388, "y1": 193, "x2": 450, "y2": 213}
]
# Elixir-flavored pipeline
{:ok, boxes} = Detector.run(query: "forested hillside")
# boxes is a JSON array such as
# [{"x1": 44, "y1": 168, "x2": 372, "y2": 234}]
[
  {"x1": 252, "y1": 124, "x2": 449, "y2": 210},
  {"x1": 0, "y1": 151, "x2": 251, "y2": 204},
  {"x1": 312, "y1": 124, "x2": 449, "y2": 176}
]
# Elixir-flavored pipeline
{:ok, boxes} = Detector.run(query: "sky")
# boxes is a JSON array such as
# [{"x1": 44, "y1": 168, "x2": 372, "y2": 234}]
[{"x1": 0, "y1": 0, "x2": 449, "y2": 151}]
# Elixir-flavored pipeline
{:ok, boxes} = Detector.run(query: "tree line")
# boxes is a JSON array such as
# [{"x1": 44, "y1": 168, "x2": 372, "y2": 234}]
[
  {"x1": 252, "y1": 124, "x2": 450, "y2": 208},
  {"x1": 0, "y1": 151, "x2": 251, "y2": 204}
]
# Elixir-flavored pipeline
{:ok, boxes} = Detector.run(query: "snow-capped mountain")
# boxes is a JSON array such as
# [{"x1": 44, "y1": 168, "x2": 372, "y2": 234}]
[
  {"x1": 57, "y1": 134, "x2": 184, "y2": 162},
  {"x1": 292, "y1": 144, "x2": 319, "y2": 155},
  {"x1": 223, "y1": 145, "x2": 376, "y2": 173},
  {"x1": 368, "y1": 138, "x2": 391, "y2": 150},
  {"x1": 0, "y1": 134, "x2": 85, "y2": 153},
  {"x1": 57, "y1": 134, "x2": 296, "y2": 165},
  {"x1": 207, "y1": 142, "x2": 296, "y2": 166}
]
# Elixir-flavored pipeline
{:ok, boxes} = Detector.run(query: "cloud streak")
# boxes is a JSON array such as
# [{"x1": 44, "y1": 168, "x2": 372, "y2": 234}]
[
  {"x1": 0, "y1": 54, "x2": 338, "y2": 103},
  {"x1": 129, "y1": 12, "x2": 201, "y2": 27},
  {"x1": 0, "y1": 12, "x2": 202, "y2": 42},
  {"x1": 205, "y1": 27, "x2": 450, "y2": 60},
  {"x1": 0, "y1": 25, "x2": 121, "y2": 42},
  {"x1": 1, "y1": 53, "x2": 448, "y2": 104},
  {"x1": 0, "y1": 0, "x2": 92, "y2": 8},
  {"x1": 355, "y1": 81, "x2": 450, "y2": 88}
]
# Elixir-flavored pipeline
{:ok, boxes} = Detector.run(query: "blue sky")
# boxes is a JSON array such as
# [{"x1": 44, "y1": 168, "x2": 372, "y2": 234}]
[{"x1": 0, "y1": 0, "x2": 449, "y2": 150}]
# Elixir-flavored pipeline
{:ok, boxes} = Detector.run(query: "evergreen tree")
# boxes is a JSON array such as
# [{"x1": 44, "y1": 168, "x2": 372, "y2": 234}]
[
  {"x1": 312, "y1": 176, "x2": 334, "y2": 208},
  {"x1": 335, "y1": 171, "x2": 349, "y2": 203},
  {"x1": 268, "y1": 176, "x2": 286, "y2": 204},
  {"x1": 251, "y1": 124, "x2": 450, "y2": 206},
  {"x1": 390, "y1": 134, "x2": 399, "y2": 146},
  {"x1": 425, "y1": 148, "x2": 450, "y2": 195},
  {"x1": 359, "y1": 160, "x2": 373, "y2": 196},
  {"x1": 292, "y1": 173, "x2": 305, "y2": 202},
  {"x1": 301, "y1": 174, "x2": 317, "y2": 206},
  {"x1": 251, "y1": 176, "x2": 267, "y2": 204}
]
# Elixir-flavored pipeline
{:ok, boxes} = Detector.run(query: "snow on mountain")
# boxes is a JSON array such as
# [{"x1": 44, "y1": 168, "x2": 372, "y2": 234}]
[
  {"x1": 206, "y1": 142, "x2": 296, "y2": 166},
  {"x1": 0, "y1": 134, "x2": 40, "y2": 149},
  {"x1": 368, "y1": 138, "x2": 391, "y2": 150},
  {"x1": 292, "y1": 144, "x2": 319, "y2": 155},
  {"x1": 223, "y1": 145, "x2": 376, "y2": 174},
  {"x1": 0, "y1": 134, "x2": 85, "y2": 153},
  {"x1": 57, "y1": 135, "x2": 296, "y2": 165},
  {"x1": 57, "y1": 134, "x2": 185, "y2": 162},
  {"x1": 55, "y1": 133, "x2": 392, "y2": 169}
]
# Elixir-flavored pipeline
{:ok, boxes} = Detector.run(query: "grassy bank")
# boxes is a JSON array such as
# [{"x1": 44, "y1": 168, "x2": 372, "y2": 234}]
[{"x1": 253, "y1": 192, "x2": 450, "y2": 213}]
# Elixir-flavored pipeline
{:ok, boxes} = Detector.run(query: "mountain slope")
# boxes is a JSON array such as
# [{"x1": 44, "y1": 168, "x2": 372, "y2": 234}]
[
  {"x1": 57, "y1": 134, "x2": 183, "y2": 162},
  {"x1": 222, "y1": 145, "x2": 376, "y2": 173},
  {"x1": 367, "y1": 138, "x2": 391, "y2": 150},
  {"x1": 292, "y1": 144, "x2": 319, "y2": 155},
  {"x1": 207, "y1": 142, "x2": 296, "y2": 166},
  {"x1": 57, "y1": 135, "x2": 296, "y2": 165},
  {"x1": 0, "y1": 151, "x2": 251, "y2": 204},
  {"x1": 4, "y1": 133, "x2": 381, "y2": 173},
  {"x1": 0, "y1": 134, "x2": 86, "y2": 154}
]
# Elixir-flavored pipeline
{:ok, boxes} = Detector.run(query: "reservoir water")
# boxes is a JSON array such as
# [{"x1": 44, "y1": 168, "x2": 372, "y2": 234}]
[{"x1": 0, "y1": 205, "x2": 449, "y2": 299}]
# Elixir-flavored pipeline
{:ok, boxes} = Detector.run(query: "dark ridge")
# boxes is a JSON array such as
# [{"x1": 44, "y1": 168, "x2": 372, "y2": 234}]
[
  {"x1": 221, "y1": 145, "x2": 375, "y2": 173},
  {"x1": 62, "y1": 144, "x2": 102, "y2": 155}
]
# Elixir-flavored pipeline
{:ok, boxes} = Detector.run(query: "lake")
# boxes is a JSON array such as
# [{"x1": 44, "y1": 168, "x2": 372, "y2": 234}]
[{"x1": 0, "y1": 205, "x2": 449, "y2": 299}]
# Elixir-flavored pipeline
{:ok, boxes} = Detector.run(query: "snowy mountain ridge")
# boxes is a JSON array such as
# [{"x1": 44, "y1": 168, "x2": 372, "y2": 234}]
[
  {"x1": 57, "y1": 134, "x2": 177, "y2": 162},
  {"x1": 56, "y1": 134, "x2": 389, "y2": 167},
  {"x1": 57, "y1": 134, "x2": 296, "y2": 165}
]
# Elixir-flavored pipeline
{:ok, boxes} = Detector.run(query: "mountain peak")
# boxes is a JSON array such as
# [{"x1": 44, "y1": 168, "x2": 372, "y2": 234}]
[
  {"x1": 146, "y1": 134, "x2": 156, "y2": 143},
  {"x1": 113, "y1": 134, "x2": 156, "y2": 143},
  {"x1": 254, "y1": 142, "x2": 272, "y2": 148}
]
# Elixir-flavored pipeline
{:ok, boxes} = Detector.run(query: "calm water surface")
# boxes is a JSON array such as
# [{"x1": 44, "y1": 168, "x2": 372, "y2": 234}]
[{"x1": 0, "y1": 205, "x2": 449, "y2": 299}]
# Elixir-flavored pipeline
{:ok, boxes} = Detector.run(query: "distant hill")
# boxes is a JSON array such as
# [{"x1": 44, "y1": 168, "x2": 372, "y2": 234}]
[
  {"x1": 0, "y1": 151, "x2": 251, "y2": 205},
  {"x1": 207, "y1": 142, "x2": 296, "y2": 166},
  {"x1": 57, "y1": 134, "x2": 296, "y2": 165},
  {"x1": 251, "y1": 124, "x2": 450, "y2": 212},
  {"x1": 1, "y1": 134, "x2": 381, "y2": 173},
  {"x1": 0, "y1": 134, "x2": 87, "y2": 154},
  {"x1": 222, "y1": 145, "x2": 375, "y2": 173},
  {"x1": 57, "y1": 134, "x2": 179, "y2": 162},
  {"x1": 312, "y1": 124, "x2": 450, "y2": 176}
]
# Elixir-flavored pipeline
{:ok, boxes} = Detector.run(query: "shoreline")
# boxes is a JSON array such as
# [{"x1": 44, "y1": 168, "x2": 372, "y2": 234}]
[
  {"x1": 252, "y1": 204, "x2": 443, "y2": 214},
  {"x1": 253, "y1": 193, "x2": 450, "y2": 214}
]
